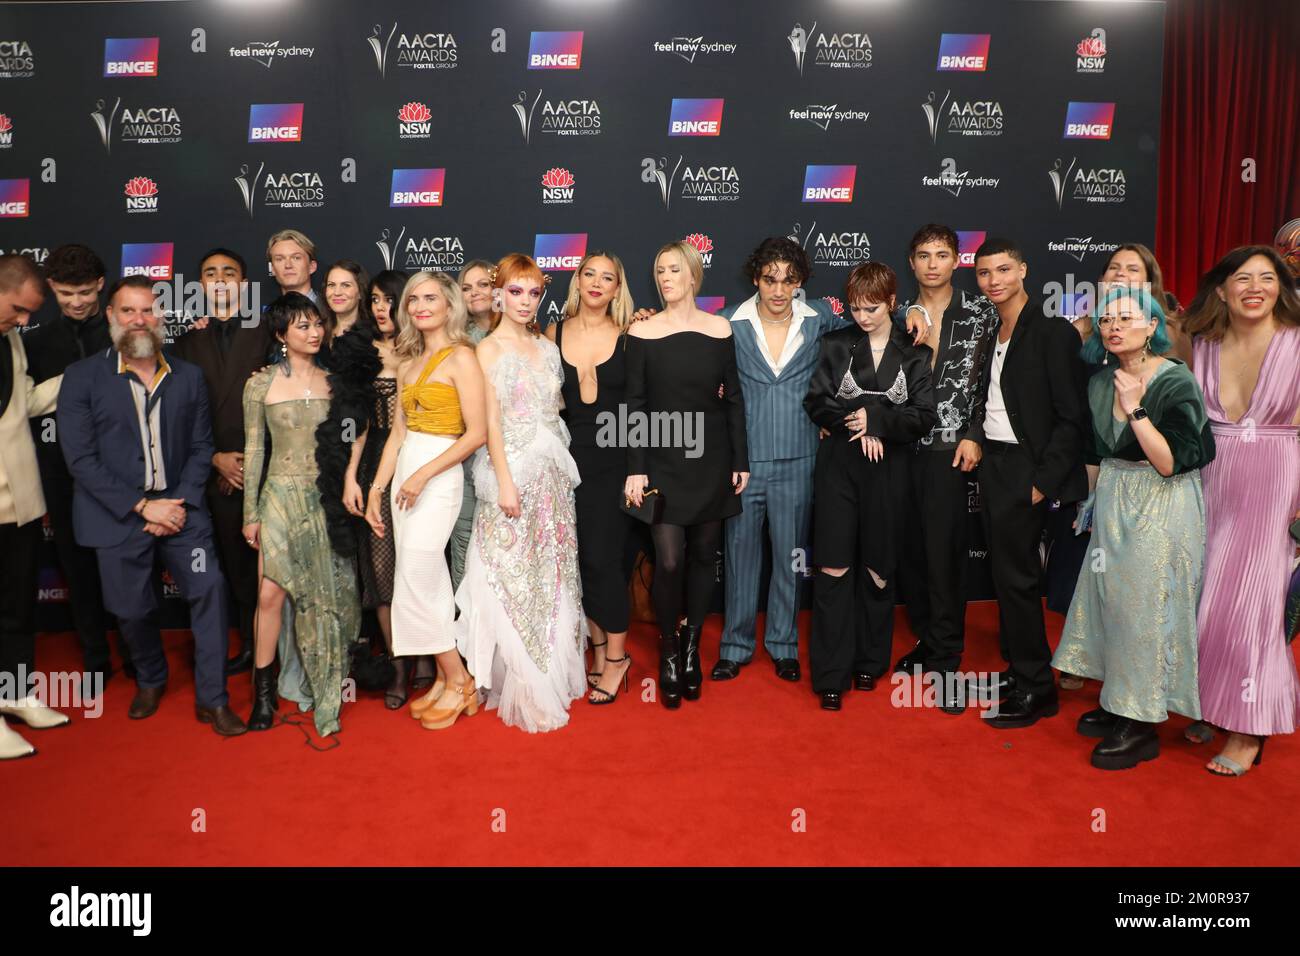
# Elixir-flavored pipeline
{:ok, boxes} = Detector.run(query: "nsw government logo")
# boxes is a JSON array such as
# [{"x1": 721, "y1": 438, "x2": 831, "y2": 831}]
[
  {"x1": 367, "y1": 24, "x2": 458, "y2": 76},
  {"x1": 669, "y1": 98, "x2": 724, "y2": 137},
  {"x1": 249, "y1": 103, "x2": 303, "y2": 143},
  {"x1": 0, "y1": 40, "x2": 34, "y2": 79},
  {"x1": 534, "y1": 233, "x2": 588, "y2": 271},
  {"x1": 1049, "y1": 157, "x2": 1126, "y2": 207},
  {"x1": 104, "y1": 37, "x2": 158, "y2": 77},
  {"x1": 398, "y1": 102, "x2": 432, "y2": 139},
  {"x1": 788, "y1": 104, "x2": 869, "y2": 131},
  {"x1": 91, "y1": 98, "x2": 183, "y2": 153},
  {"x1": 377, "y1": 227, "x2": 466, "y2": 271},
  {"x1": 124, "y1": 176, "x2": 159, "y2": 214},
  {"x1": 937, "y1": 33, "x2": 990, "y2": 71},
  {"x1": 802, "y1": 165, "x2": 856, "y2": 203},
  {"x1": 683, "y1": 233, "x2": 714, "y2": 269},
  {"x1": 541, "y1": 168, "x2": 575, "y2": 205},
  {"x1": 121, "y1": 242, "x2": 173, "y2": 279},
  {"x1": 922, "y1": 90, "x2": 1004, "y2": 141},
  {"x1": 653, "y1": 35, "x2": 737, "y2": 63},
  {"x1": 234, "y1": 163, "x2": 326, "y2": 217},
  {"x1": 512, "y1": 91, "x2": 602, "y2": 143},
  {"x1": 390, "y1": 168, "x2": 445, "y2": 207},
  {"x1": 0, "y1": 114, "x2": 12, "y2": 150},
  {"x1": 0, "y1": 178, "x2": 29, "y2": 218},
  {"x1": 922, "y1": 158, "x2": 1000, "y2": 197},
  {"x1": 1076, "y1": 29, "x2": 1107, "y2": 73},
  {"x1": 787, "y1": 22, "x2": 873, "y2": 72},
  {"x1": 1064, "y1": 101, "x2": 1114, "y2": 140},
  {"x1": 529, "y1": 31, "x2": 583, "y2": 70}
]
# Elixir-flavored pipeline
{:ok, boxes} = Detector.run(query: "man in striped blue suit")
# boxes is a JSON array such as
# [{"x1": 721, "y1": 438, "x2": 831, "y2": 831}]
[{"x1": 713, "y1": 238, "x2": 848, "y2": 683}]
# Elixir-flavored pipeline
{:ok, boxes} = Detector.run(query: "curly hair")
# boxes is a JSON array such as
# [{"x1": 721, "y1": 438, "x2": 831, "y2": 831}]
[{"x1": 742, "y1": 236, "x2": 811, "y2": 286}]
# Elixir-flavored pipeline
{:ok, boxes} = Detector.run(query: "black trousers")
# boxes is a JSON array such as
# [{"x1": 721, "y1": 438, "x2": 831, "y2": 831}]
[
  {"x1": 900, "y1": 449, "x2": 970, "y2": 672},
  {"x1": 44, "y1": 466, "x2": 115, "y2": 672},
  {"x1": 979, "y1": 441, "x2": 1054, "y2": 695},
  {"x1": 810, "y1": 567, "x2": 895, "y2": 693},
  {"x1": 207, "y1": 483, "x2": 258, "y2": 654},
  {"x1": 0, "y1": 518, "x2": 42, "y2": 700}
]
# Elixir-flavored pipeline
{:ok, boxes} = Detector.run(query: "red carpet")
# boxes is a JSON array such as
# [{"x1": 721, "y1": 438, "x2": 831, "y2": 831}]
[{"x1": 9, "y1": 602, "x2": 1299, "y2": 867}]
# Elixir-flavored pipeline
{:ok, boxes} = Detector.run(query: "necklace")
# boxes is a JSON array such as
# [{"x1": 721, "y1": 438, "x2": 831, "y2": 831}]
[{"x1": 759, "y1": 311, "x2": 792, "y2": 325}]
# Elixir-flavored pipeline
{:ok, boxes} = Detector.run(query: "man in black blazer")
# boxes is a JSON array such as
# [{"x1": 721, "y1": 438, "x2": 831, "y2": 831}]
[
  {"x1": 58, "y1": 276, "x2": 246, "y2": 735},
  {"x1": 971, "y1": 238, "x2": 1088, "y2": 728},
  {"x1": 172, "y1": 248, "x2": 270, "y2": 675}
]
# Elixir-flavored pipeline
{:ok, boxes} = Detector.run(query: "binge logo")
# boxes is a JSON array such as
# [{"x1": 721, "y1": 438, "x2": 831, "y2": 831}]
[
  {"x1": 696, "y1": 296, "x2": 726, "y2": 314},
  {"x1": 248, "y1": 103, "x2": 303, "y2": 142},
  {"x1": 1064, "y1": 101, "x2": 1114, "y2": 139},
  {"x1": 669, "y1": 98, "x2": 724, "y2": 136},
  {"x1": 390, "y1": 168, "x2": 445, "y2": 207},
  {"x1": 937, "y1": 33, "x2": 990, "y2": 71},
  {"x1": 528, "y1": 31, "x2": 583, "y2": 70},
  {"x1": 802, "y1": 165, "x2": 856, "y2": 203},
  {"x1": 124, "y1": 176, "x2": 159, "y2": 213},
  {"x1": 0, "y1": 178, "x2": 29, "y2": 218},
  {"x1": 534, "y1": 233, "x2": 587, "y2": 271},
  {"x1": 0, "y1": 113, "x2": 12, "y2": 149},
  {"x1": 121, "y1": 242, "x2": 173, "y2": 279},
  {"x1": 104, "y1": 38, "x2": 158, "y2": 77},
  {"x1": 956, "y1": 231, "x2": 986, "y2": 268}
]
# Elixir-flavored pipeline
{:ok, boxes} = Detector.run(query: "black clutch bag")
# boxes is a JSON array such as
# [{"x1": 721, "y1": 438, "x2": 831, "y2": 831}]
[{"x1": 621, "y1": 487, "x2": 665, "y2": 525}]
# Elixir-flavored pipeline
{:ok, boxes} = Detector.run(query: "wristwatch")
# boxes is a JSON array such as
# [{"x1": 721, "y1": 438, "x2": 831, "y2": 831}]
[{"x1": 1128, "y1": 406, "x2": 1148, "y2": 422}]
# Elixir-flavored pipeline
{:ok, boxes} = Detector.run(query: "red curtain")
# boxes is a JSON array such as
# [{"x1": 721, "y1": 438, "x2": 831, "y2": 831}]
[{"x1": 1157, "y1": 0, "x2": 1300, "y2": 303}]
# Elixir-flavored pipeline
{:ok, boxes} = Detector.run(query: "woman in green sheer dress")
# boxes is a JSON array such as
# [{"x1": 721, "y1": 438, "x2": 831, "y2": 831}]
[{"x1": 241, "y1": 293, "x2": 361, "y2": 736}]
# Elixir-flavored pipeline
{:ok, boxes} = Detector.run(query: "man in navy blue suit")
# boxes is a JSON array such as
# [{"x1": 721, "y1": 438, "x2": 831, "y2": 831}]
[{"x1": 58, "y1": 276, "x2": 246, "y2": 735}]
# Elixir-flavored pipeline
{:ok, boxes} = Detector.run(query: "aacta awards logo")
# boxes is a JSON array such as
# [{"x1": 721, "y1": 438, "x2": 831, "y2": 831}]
[
  {"x1": 120, "y1": 242, "x2": 173, "y2": 279},
  {"x1": 788, "y1": 221, "x2": 871, "y2": 269},
  {"x1": 641, "y1": 156, "x2": 742, "y2": 207},
  {"x1": 922, "y1": 90, "x2": 1004, "y2": 141},
  {"x1": 683, "y1": 233, "x2": 714, "y2": 268},
  {"x1": 248, "y1": 103, "x2": 304, "y2": 142},
  {"x1": 669, "y1": 98, "x2": 724, "y2": 137},
  {"x1": 787, "y1": 22, "x2": 873, "y2": 73},
  {"x1": 103, "y1": 37, "x2": 158, "y2": 77},
  {"x1": 91, "y1": 97, "x2": 183, "y2": 153},
  {"x1": 1049, "y1": 157, "x2": 1126, "y2": 207},
  {"x1": 937, "y1": 33, "x2": 990, "y2": 71},
  {"x1": 1064, "y1": 101, "x2": 1114, "y2": 140},
  {"x1": 0, "y1": 39, "x2": 35, "y2": 79},
  {"x1": 541, "y1": 168, "x2": 575, "y2": 205},
  {"x1": 512, "y1": 90, "x2": 602, "y2": 142},
  {"x1": 377, "y1": 226, "x2": 466, "y2": 271},
  {"x1": 398, "y1": 102, "x2": 432, "y2": 139},
  {"x1": 1076, "y1": 29, "x2": 1107, "y2": 73},
  {"x1": 534, "y1": 233, "x2": 588, "y2": 271},
  {"x1": 802, "y1": 165, "x2": 856, "y2": 203},
  {"x1": 528, "y1": 31, "x2": 583, "y2": 70},
  {"x1": 390, "y1": 168, "x2": 445, "y2": 207},
  {"x1": 367, "y1": 24, "x2": 458, "y2": 76},
  {"x1": 0, "y1": 114, "x2": 12, "y2": 150},
  {"x1": 0, "y1": 179, "x2": 29, "y2": 218},
  {"x1": 124, "y1": 176, "x2": 159, "y2": 214},
  {"x1": 235, "y1": 162, "x2": 326, "y2": 217}
]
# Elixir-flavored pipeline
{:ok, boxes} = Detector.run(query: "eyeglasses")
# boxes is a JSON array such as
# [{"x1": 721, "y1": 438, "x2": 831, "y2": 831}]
[{"x1": 1097, "y1": 314, "x2": 1151, "y2": 329}]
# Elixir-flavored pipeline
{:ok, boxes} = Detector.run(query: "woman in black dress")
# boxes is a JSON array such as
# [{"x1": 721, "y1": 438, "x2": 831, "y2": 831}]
[
  {"x1": 625, "y1": 241, "x2": 749, "y2": 709},
  {"x1": 804, "y1": 262, "x2": 936, "y2": 711},
  {"x1": 546, "y1": 251, "x2": 638, "y2": 704}
]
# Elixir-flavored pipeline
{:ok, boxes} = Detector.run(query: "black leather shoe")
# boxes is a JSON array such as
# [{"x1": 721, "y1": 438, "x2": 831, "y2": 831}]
[
  {"x1": 1076, "y1": 707, "x2": 1119, "y2": 738},
  {"x1": 774, "y1": 658, "x2": 801, "y2": 682},
  {"x1": 983, "y1": 688, "x2": 1059, "y2": 728},
  {"x1": 1091, "y1": 717, "x2": 1159, "y2": 770},
  {"x1": 128, "y1": 685, "x2": 164, "y2": 720},
  {"x1": 852, "y1": 672, "x2": 876, "y2": 691},
  {"x1": 247, "y1": 665, "x2": 278, "y2": 731},
  {"x1": 893, "y1": 643, "x2": 929, "y2": 674},
  {"x1": 197, "y1": 704, "x2": 248, "y2": 736},
  {"x1": 711, "y1": 660, "x2": 742, "y2": 681},
  {"x1": 820, "y1": 691, "x2": 842, "y2": 711},
  {"x1": 680, "y1": 625, "x2": 702, "y2": 701},
  {"x1": 932, "y1": 671, "x2": 966, "y2": 715},
  {"x1": 225, "y1": 641, "x2": 254, "y2": 676},
  {"x1": 659, "y1": 632, "x2": 682, "y2": 709}
]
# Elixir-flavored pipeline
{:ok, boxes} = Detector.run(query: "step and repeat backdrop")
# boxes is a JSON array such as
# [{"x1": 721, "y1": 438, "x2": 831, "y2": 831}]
[{"x1": 1, "y1": 0, "x2": 1164, "y2": 628}]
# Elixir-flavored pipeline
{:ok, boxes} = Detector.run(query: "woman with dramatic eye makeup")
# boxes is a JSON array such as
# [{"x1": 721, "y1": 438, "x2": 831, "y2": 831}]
[
  {"x1": 545, "y1": 251, "x2": 637, "y2": 704},
  {"x1": 456, "y1": 254, "x2": 587, "y2": 732}
]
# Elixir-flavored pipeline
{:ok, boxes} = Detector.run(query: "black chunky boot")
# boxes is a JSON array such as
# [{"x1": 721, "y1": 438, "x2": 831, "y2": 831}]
[
  {"x1": 659, "y1": 631, "x2": 682, "y2": 710},
  {"x1": 247, "y1": 665, "x2": 278, "y2": 731},
  {"x1": 680, "y1": 625, "x2": 702, "y2": 701}
]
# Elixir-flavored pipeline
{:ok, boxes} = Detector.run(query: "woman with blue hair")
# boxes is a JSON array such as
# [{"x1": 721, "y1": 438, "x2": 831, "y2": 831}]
[{"x1": 1052, "y1": 286, "x2": 1215, "y2": 770}]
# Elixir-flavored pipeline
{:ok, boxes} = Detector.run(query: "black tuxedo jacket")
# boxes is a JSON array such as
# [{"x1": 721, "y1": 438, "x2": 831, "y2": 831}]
[{"x1": 170, "y1": 318, "x2": 271, "y2": 456}]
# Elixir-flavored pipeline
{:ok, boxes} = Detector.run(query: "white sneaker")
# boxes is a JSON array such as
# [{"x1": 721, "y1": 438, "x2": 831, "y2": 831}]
[
  {"x1": 0, "y1": 694, "x2": 71, "y2": 729},
  {"x1": 0, "y1": 716, "x2": 36, "y2": 759}
]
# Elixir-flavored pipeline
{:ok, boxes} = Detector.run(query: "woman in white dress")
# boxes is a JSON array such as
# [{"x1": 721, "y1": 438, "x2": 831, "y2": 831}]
[
  {"x1": 457, "y1": 253, "x2": 588, "y2": 733},
  {"x1": 365, "y1": 272, "x2": 487, "y2": 728}
]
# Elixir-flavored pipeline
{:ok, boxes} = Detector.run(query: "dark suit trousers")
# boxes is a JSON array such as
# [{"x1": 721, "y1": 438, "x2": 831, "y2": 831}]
[
  {"x1": 44, "y1": 466, "x2": 113, "y2": 670},
  {"x1": 979, "y1": 441, "x2": 1053, "y2": 695},
  {"x1": 900, "y1": 449, "x2": 970, "y2": 672},
  {"x1": 207, "y1": 483, "x2": 257, "y2": 653},
  {"x1": 0, "y1": 519, "x2": 41, "y2": 699},
  {"x1": 94, "y1": 513, "x2": 230, "y2": 709}
]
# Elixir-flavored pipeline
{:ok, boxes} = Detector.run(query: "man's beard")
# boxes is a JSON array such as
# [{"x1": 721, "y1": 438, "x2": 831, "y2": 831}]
[{"x1": 110, "y1": 323, "x2": 164, "y2": 359}]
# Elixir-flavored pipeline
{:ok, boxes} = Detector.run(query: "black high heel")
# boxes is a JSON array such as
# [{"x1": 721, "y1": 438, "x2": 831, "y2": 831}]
[
  {"x1": 680, "y1": 625, "x2": 702, "y2": 701},
  {"x1": 587, "y1": 638, "x2": 608, "y2": 688},
  {"x1": 588, "y1": 655, "x2": 631, "y2": 705},
  {"x1": 659, "y1": 632, "x2": 682, "y2": 709}
]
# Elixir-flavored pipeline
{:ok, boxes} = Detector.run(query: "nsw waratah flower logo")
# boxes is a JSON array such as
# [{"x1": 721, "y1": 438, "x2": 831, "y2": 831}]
[
  {"x1": 0, "y1": 113, "x2": 12, "y2": 149},
  {"x1": 683, "y1": 233, "x2": 714, "y2": 268},
  {"x1": 398, "y1": 101, "x2": 432, "y2": 139},
  {"x1": 541, "y1": 167, "x2": 575, "y2": 204},
  {"x1": 124, "y1": 176, "x2": 159, "y2": 213}
]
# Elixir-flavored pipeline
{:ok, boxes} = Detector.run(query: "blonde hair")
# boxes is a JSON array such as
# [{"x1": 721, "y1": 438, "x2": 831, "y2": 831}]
[
  {"x1": 393, "y1": 271, "x2": 469, "y2": 358},
  {"x1": 562, "y1": 251, "x2": 634, "y2": 331},
  {"x1": 653, "y1": 241, "x2": 704, "y2": 305},
  {"x1": 265, "y1": 229, "x2": 316, "y2": 263}
]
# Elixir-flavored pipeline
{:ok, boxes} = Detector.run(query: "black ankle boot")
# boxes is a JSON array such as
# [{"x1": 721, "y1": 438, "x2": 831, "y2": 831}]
[
  {"x1": 680, "y1": 625, "x2": 702, "y2": 701},
  {"x1": 659, "y1": 631, "x2": 682, "y2": 709},
  {"x1": 1090, "y1": 717, "x2": 1159, "y2": 770},
  {"x1": 225, "y1": 640, "x2": 254, "y2": 676},
  {"x1": 248, "y1": 665, "x2": 278, "y2": 731}
]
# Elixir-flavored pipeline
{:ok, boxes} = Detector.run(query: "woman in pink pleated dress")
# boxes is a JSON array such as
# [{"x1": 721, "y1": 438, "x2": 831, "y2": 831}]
[{"x1": 1184, "y1": 246, "x2": 1300, "y2": 776}]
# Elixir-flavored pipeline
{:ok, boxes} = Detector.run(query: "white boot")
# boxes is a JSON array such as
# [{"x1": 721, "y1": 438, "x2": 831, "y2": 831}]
[
  {"x1": 0, "y1": 715, "x2": 36, "y2": 759},
  {"x1": 0, "y1": 694, "x2": 71, "y2": 729}
]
